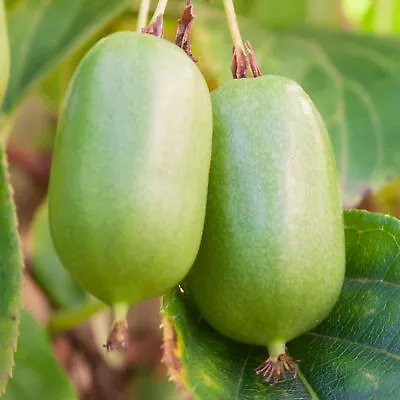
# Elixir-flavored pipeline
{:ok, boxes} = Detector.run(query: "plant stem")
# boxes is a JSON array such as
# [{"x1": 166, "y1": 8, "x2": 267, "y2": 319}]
[
  {"x1": 222, "y1": 0, "x2": 245, "y2": 50},
  {"x1": 47, "y1": 300, "x2": 107, "y2": 335},
  {"x1": 150, "y1": 0, "x2": 168, "y2": 22},
  {"x1": 137, "y1": 0, "x2": 151, "y2": 32}
]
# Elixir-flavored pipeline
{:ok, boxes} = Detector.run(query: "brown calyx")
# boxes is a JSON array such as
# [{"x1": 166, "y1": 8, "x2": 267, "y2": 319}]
[
  {"x1": 231, "y1": 40, "x2": 262, "y2": 79},
  {"x1": 231, "y1": 45, "x2": 249, "y2": 79},
  {"x1": 175, "y1": 0, "x2": 197, "y2": 63},
  {"x1": 245, "y1": 40, "x2": 262, "y2": 78},
  {"x1": 142, "y1": 14, "x2": 164, "y2": 37}
]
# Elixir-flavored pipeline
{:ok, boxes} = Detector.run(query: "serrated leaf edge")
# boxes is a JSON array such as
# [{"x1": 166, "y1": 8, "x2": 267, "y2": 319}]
[{"x1": 0, "y1": 147, "x2": 23, "y2": 396}]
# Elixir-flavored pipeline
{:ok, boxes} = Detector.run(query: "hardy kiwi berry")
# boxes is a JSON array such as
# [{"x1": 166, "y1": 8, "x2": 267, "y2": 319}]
[
  {"x1": 187, "y1": 75, "x2": 345, "y2": 384},
  {"x1": 48, "y1": 31, "x2": 212, "y2": 350}
]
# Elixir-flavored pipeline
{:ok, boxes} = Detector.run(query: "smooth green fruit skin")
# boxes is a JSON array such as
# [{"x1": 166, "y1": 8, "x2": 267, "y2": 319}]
[
  {"x1": 0, "y1": 0, "x2": 10, "y2": 105},
  {"x1": 187, "y1": 76, "x2": 345, "y2": 352},
  {"x1": 48, "y1": 32, "x2": 212, "y2": 307}
]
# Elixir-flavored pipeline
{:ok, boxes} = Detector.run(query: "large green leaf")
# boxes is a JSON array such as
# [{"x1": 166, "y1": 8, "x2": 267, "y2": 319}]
[
  {"x1": 2, "y1": 0, "x2": 131, "y2": 113},
  {"x1": 31, "y1": 201, "x2": 86, "y2": 309},
  {"x1": 162, "y1": 210, "x2": 400, "y2": 399},
  {"x1": 2, "y1": 310, "x2": 77, "y2": 400},
  {"x1": 0, "y1": 147, "x2": 23, "y2": 392},
  {"x1": 193, "y1": 7, "x2": 400, "y2": 206}
]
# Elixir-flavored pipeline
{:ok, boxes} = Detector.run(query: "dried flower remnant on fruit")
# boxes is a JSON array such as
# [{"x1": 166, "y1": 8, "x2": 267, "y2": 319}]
[
  {"x1": 231, "y1": 46, "x2": 248, "y2": 79},
  {"x1": 175, "y1": 0, "x2": 197, "y2": 63},
  {"x1": 104, "y1": 319, "x2": 129, "y2": 351},
  {"x1": 142, "y1": 14, "x2": 164, "y2": 37},
  {"x1": 255, "y1": 353, "x2": 300, "y2": 386},
  {"x1": 245, "y1": 41, "x2": 262, "y2": 78}
]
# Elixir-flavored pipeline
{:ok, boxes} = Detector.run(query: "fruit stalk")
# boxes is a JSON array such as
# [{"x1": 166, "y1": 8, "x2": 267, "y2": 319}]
[
  {"x1": 150, "y1": 0, "x2": 168, "y2": 22},
  {"x1": 142, "y1": 0, "x2": 168, "y2": 36},
  {"x1": 137, "y1": 0, "x2": 151, "y2": 32},
  {"x1": 221, "y1": 0, "x2": 244, "y2": 50}
]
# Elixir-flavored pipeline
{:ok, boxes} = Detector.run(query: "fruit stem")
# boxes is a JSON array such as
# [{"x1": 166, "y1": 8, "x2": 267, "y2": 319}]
[
  {"x1": 150, "y1": 0, "x2": 169, "y2": 22},
  {"x1": 105, "y1": 303, "x2": 130, "y2": 351},
  {"x1": 137, "y1": 0, "x2": 151, "y2": 32},
  {"x1": 221, "y1": 0, "x2": 245, "y2": 50}
]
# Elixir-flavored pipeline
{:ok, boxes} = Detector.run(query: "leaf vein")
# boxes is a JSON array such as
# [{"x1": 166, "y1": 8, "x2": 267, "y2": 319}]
[
  {"x1": 306, "y1": 332, "x2": 400, "y2": 360},
  {"x1": 347, "y1": 277, "x2": 400, "y2": 289}
]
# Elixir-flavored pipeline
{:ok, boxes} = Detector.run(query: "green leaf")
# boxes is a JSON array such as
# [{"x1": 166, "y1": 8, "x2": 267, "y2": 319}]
[
  {"x1": 2, "y1": 0, "x2": 131, "y2": 113},
  {"x1": 3, "y1": 310, "x2": 77, "y2": 400},
  {"x1": 0, "y1": 0, "x2": 10, "y2": 105},
  {"x1": 194, "y1": 7, "x2": 400, "y2": 206},
  {"x1": 0, "y1": 146, "x2": 23, "y2": 393},
  {"x1": 162, "y1": 210, "x2": 400, "y2": 399},
  {"x1": 31, "y1": 201, "x2": 86, "y2": 309}
]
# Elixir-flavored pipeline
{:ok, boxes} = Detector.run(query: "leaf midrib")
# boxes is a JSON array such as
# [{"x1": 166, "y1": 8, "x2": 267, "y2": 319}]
[{"x1": 296, "y1": 367, "x2": 320, "y2": 400}]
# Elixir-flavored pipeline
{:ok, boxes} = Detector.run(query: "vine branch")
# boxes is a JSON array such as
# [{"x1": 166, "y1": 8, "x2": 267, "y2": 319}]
[{"x1": 150, "y1": 0, "x2": 168, "y2": 22}]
